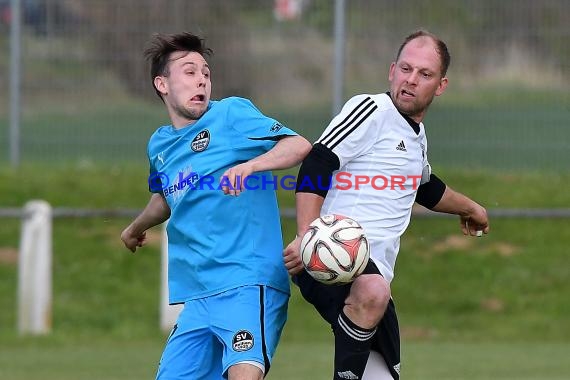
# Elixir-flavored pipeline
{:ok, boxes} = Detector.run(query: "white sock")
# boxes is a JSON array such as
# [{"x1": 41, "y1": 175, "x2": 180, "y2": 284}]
[{"x1": 362, "y1": 350, "x2": 394, "y2": 380}]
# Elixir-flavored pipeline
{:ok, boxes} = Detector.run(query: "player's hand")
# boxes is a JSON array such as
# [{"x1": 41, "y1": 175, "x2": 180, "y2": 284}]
[
  {"x1": 283, "y1": 236, "x2": 304, "y2": 275},
  {"x1": 460, "y1": 203, "x2": 489, "y2": 237},
  {"x1": 220, "y1": 162, "x2": 254, "y2": 196},
  {"x1": 121, "y1": 227, "x2": 146, "y2": 253}
]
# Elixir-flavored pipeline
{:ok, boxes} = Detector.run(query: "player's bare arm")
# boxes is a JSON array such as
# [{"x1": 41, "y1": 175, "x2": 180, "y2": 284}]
[
  {"x1": 284, "y1": 142, "x2": 340, "y2": 274},
  {"x1": 283, "y1": 192, "x2": 325, "y2": 275},
  {"x1": 221, "y1": 135, "x2": 311, "y2": 196},
  {"x1": 121, "y1": 193, "x2": 171, "y2": 252},
  {"x1": 295, "y1": 192, "x2": 326, "y2": 237},
  {"x1": 431, "y1": 186, "x2": 490, "y2": 236}
]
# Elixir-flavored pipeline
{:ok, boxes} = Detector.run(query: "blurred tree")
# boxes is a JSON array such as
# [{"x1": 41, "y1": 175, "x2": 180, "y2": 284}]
[{"x1": 73, "y1": 0, "x2": 252, "y2": 100}]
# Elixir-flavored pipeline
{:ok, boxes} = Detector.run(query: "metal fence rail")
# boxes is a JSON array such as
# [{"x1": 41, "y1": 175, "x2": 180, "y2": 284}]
[{"x1": 1, "y1": 0, "x2": 569, "y2": 170}]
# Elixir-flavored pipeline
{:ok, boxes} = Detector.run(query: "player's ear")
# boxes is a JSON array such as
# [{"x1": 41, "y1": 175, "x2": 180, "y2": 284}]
[
  {"x1": 435, "y1": 76, "x2": 448, "y2": 96},
  {"x1": 388, "y1": 62, "x2": 396, "y2": 81},
  {"x1": 154, "y1": 76, "x2": 168, "y2": 96}
]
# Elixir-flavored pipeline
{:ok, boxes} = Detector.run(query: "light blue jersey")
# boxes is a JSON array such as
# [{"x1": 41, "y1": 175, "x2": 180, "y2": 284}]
[{"x1": 147, "y1": 97, "x2": 296, "y2": 303}]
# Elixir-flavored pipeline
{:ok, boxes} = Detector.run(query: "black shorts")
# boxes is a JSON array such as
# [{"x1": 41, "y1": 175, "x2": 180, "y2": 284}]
[{"x1": 292, "y1": 260, "x2": 400, "y2": 379}]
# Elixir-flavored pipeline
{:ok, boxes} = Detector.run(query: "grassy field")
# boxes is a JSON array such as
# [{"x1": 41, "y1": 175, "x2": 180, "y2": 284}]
[
  {"x1": 1, "y1": 337, "x2": 569, "y2": 380},
  {"x1": 1, "y1": 165, "x2": 570, "y2": 379},
  {"x1": 0, "y1": 87, "x2": 569, "y2": 172}
]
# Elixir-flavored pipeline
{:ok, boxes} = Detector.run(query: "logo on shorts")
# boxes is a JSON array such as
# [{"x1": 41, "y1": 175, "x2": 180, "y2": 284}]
[
  {"x1": 393, "y1": 362, "x2": 401, "y2": 374},
  {"x1": 232, "y1": 330, "x2": 254, "y2": 352},
  {"x1": 337, "y1": 371, "x2": 358, "y2": 379},
  {"x1": 191, "y1": 129, "x2": 210, "y2": 152}
]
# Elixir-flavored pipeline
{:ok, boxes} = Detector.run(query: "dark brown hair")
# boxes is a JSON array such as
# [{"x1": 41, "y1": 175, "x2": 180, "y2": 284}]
[{"x1": 144, "y1": 32, "x2": 213, "y2": 99}]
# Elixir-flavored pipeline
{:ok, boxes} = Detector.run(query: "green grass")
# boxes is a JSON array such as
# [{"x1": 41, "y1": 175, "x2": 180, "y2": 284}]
[
  {"x1": 424, "y1": 102, "x2": 569, "y2": 171},
  {"x1": 395, "y1": 218, "x2": 570, "y2": 342},
  {"x1": 1, "y1": 337, "x2": 569, "y2": 379},
  {"x1": 1, "y1": 88, "x2": 569, "y2": 171},
  {"x1": 269, "y1": 87, "x2": 570, "y2": 171},
  {"x1": 6, "y1": 163, "x2": 569, "y2": 209},
  {"x1": 1, "y1": 165, "x2": 570, "y2": 378}
]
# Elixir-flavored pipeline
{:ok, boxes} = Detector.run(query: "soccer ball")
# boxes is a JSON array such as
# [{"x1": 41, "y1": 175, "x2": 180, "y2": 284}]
[{"x1": 300, "y1": 214, "x2": 370, "y2": 285}]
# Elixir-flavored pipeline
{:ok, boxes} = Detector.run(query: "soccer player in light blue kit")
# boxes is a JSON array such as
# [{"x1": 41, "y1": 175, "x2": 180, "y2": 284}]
[{"x1": 121, "y1": 32, "x2": 311, "y2": 380}]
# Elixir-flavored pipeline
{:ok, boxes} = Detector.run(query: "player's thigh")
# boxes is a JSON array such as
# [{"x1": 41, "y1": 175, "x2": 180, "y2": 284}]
[
  {"x1": 210, "y1": 285, "x2": 288, "y2": 377},
  {"x1": 293, "y1": 260, "x2": 384, "y2": 326},
  {"x1": 292, "y1": 270, "x2": 350, "y2": 325},
  {"x1": 156, "y1": 301, "x2": 223, "y2": 380}
]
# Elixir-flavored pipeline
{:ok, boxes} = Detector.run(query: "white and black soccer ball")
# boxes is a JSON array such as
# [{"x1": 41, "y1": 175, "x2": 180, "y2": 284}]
[{"x1": 300, "y1": 214, "x2": 370, "y2": 285}]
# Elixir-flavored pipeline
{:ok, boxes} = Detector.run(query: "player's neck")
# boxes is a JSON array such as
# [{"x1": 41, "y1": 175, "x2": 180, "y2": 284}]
[{"x1": 170, "y1": 115, "x2": 198, "y2": 130}]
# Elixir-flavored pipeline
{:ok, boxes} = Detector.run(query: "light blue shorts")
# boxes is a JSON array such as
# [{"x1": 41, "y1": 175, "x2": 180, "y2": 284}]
[{"x1": 156, "y1": 285, "x2": 289, "y2": 380}]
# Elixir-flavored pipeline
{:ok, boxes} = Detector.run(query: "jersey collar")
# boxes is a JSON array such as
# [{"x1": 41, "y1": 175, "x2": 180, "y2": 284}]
[{"x1": 385, "y1": 92, "x2": 421, "y2": 135}]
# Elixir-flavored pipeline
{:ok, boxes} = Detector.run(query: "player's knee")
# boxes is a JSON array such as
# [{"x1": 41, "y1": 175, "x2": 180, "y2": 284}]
[
  {"x1": 227, "y1": 362, "x2": 264, "y2": 380},
  {"x1": 349, "y1": 275, "x2": 390, "y2": 319}
]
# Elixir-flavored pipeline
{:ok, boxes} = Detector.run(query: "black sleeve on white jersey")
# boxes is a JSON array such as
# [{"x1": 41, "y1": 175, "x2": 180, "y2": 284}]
[
  {"x1": 415, "y1": 173, "x2": 446, "y2": 209},
  {"x1": 296, "y1": 143, "x2": 340, "y2": 198}
]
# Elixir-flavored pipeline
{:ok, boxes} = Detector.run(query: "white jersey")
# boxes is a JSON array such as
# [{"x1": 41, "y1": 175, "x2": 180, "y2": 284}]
[{"x1": 318, "y1": 93, "x2": 431, "y2": 282}]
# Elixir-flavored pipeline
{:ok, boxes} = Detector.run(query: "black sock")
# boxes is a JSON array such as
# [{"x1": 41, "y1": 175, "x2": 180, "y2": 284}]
[{"x1": 333, "y1": 310, "x2": 377, "y2": 380}]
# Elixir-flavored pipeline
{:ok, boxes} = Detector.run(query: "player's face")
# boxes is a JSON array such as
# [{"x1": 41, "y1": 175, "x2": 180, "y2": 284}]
[
  {"x1": 388, "y1": 37, "x2": 448, "y2": 123},
  {"x1": 155, "y1": 51, "x2": 211, "y2": 127}
]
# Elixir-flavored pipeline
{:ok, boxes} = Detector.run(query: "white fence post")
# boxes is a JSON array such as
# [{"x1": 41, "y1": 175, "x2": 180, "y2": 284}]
[
  {"x1": 160, "y1": 223, "x2": 183, "y2": 332},
  {"x1": 18, "y1": 200, "x2": 52, "y2": 334}
]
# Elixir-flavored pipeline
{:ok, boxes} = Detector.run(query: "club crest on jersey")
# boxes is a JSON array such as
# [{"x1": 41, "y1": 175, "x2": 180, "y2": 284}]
[
  {"x1": 270, "y1": 122, "x2": 284, "y2": 133},
  {"x1": 232, "y1": 330, "x2": 254, "y2": 352},
  {"x1": 191, "y1": 129, "x2": 210, "y2": 152}
]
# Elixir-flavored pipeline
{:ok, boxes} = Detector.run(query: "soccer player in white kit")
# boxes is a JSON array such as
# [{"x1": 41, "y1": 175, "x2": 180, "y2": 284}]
[{"x1": 283, "y1": 30, "x2": 490, "y2": 380}]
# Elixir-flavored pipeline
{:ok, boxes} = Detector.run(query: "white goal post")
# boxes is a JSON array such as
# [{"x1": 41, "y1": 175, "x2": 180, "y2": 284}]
[
  {"x1": 16, "y1": 201, "x2": 180, "y2": 334},
  {"x1": 18, "y1": 200, "x2": 52, "y2": 334},
  {"x1": 160, "y1": 223, "x2": 183, "y2": 331}
]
